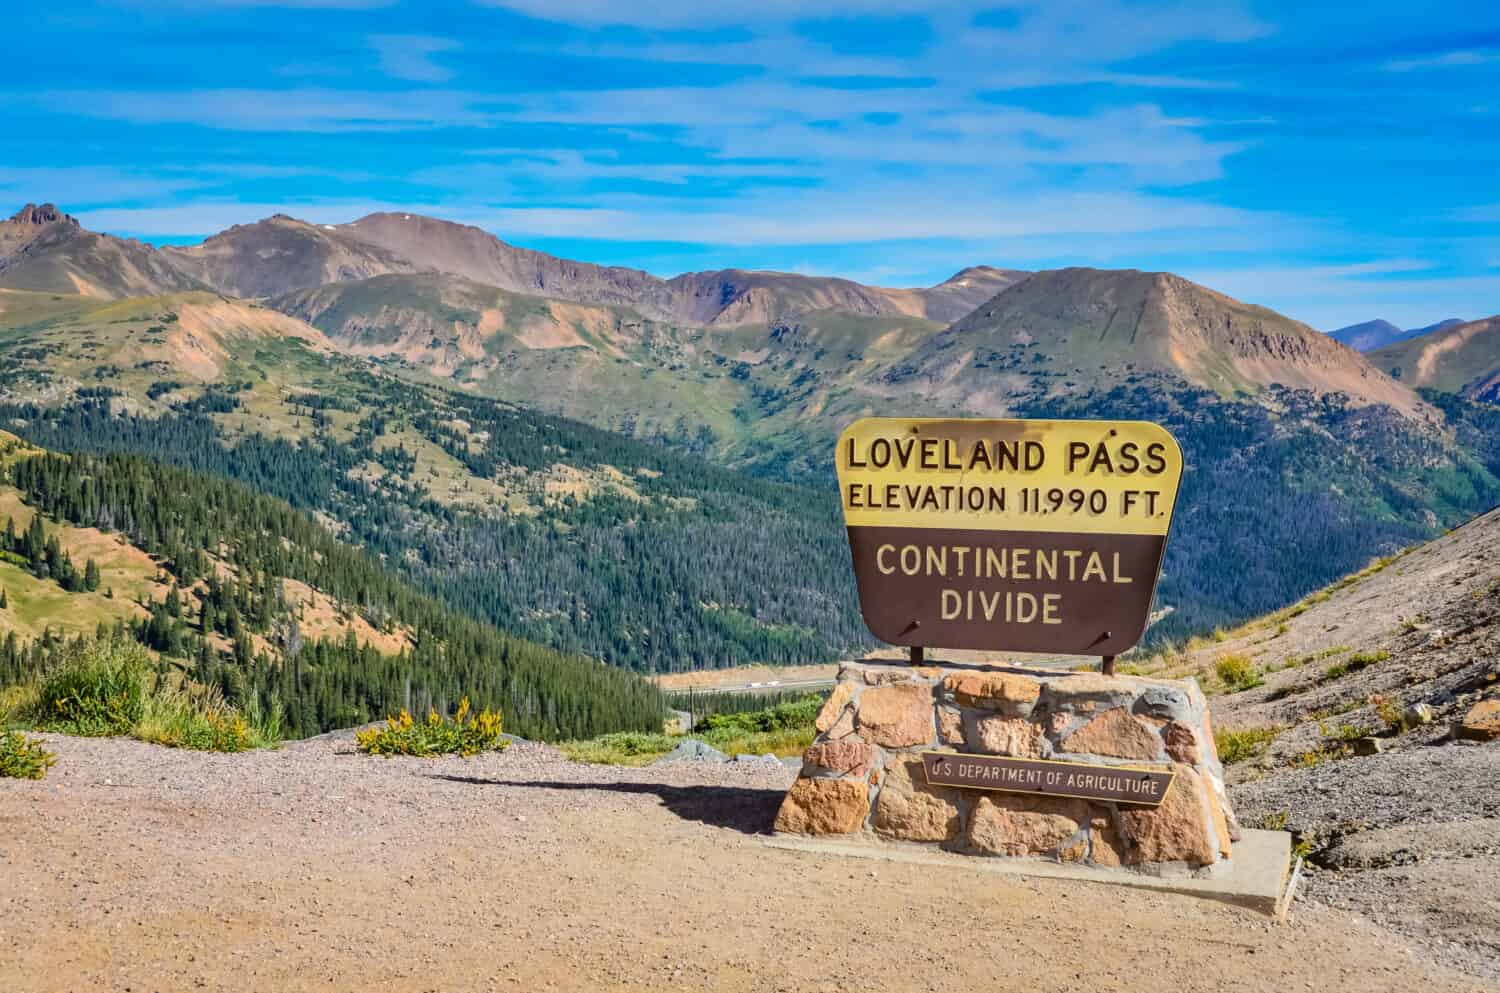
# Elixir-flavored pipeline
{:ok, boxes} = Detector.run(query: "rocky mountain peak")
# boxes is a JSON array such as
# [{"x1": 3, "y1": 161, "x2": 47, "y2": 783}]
[{"x1": 7, "y1": 203, "x2": 79, "y2": 227}]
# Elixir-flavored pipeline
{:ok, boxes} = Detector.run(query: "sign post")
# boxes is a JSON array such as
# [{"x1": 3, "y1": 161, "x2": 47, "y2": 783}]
[{"x1": 836, "y1": 417, "x2": 1183, "y2": 664}]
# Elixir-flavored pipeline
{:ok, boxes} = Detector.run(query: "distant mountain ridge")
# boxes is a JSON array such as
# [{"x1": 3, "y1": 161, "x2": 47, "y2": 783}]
[
  {"x1": 5, "y1": 200, "x2": 1500, "y2": 659},
  {"x1": 3, "y1": 204, "x2": 1022, "y2": 328},
  {"x1": 309, "y1": 211, "x2": 1028, "y2": 326},
  {"x1": 894, "y1": 267, "x2": 1425, "y2": 415},
  {"x1": 0, "y1": 200, "x2": 1445, "y2": 429},
  {"x1": 1371, "y1": 315, "x2": 1500, "y2": 401},
  {"x1": 1329, "y1": 317, "x2": 1466, "y2": 352},
  {"x1": 0, "y1": 203, "x2": 206, "y2": 298}
]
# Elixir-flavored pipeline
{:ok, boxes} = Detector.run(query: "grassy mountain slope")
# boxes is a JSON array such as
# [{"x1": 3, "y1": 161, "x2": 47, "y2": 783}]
[
  {"x1": 0, "y1": 290, "x2": 868, "y2": 670},
  {"x1": 1371, "y1": 315, "x2": 1500, "y2": 399},
  {"x1": 1134, "y1": 495, "x2": 1500, "y2": 968},
  {"x1": 0, "y1": 433, "x2": 666, "y2": 740}
]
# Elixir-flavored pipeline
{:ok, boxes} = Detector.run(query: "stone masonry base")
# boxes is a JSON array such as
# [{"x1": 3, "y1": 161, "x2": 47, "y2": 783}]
[{"x1": 774, "y1": 660, "x2": 1239, "y2": 876}]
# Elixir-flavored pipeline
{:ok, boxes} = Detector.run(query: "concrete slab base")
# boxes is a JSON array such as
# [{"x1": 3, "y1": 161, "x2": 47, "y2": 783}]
[{"x1": 765, "y1": 828, "x2": 1298, "y2": 919}]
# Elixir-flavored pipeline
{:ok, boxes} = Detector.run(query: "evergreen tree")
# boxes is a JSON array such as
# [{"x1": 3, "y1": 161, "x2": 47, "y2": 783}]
[{"x1": 84, "y1": 558, "x2": 101, "y2": 592}]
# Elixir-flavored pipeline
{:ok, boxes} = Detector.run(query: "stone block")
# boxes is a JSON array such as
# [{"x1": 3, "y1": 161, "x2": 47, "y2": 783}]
[
  {"x1": 864, "y1": 665, "x2": 937, "y2": 685},
  {"x1": 1040, "y1": 673, "x2": 1139, "y2": 713},
  {"x1": 1115, "y1": 764, "x2": 1222, "y2": 866},
  {"x1": 942, "y1": 672, "x2": 1041, "y2": 716},
  {"x1": 857, "y1": 683, "x2": 934, "y2": 748},
  {"x1": 1058, "y1": 707, "x2": 1165, "y2": 761},
  {"x1": 1132, "y1": 684, "x2": 1196, "y2": 723},
  {"x1": 815, "y1": 682, "x2": 855, "y2": 733},
  {"x1": 1091, "y1": 820, "x2": 1126, "y2": 867},
  {"x1": 803, "y1": 739, "x2": 874, "y2": 779},
  {"x1": 968, "y1": 794, "x2": 1090, "y2": 858},
  {"x1": 1163, "y1": 721, "x2": 1202, "y2": 764},
  {"x1": 872, "y1": 755, "x2": 960, "y2": 842},
  {"x1": 937, "y1": 707, "x2": 966, "y2": 746},
  {"x1": 774, "y1": 777, "x2": 870, "y2": 835},
  {"x1": 827, "y1": 707, "x2": 857, "y2": 740},
  {"x1": 974, "y1": 715, "x2": 1044, "y2": 757}
]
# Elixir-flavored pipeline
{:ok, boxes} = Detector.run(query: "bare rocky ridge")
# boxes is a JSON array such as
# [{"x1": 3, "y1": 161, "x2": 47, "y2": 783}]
[
  {"x1": 0, "y1": 203, "x2": 206, "y2": 298},
  {"x1": 0, "y1": 202, "x2": 1442, "y2": 423},
  {"x1": 340, "y1": 211, "x2": 685, "y2": 320},
  {"x1": 344, "y1": 211, "x2": 1027, "y2": 327},
  {"x1": 903, "y1": 267, "x2": 1428, "y2": 414},
  {"x1": 1162, "y1": 506, "x2": 1500, "y2": 976},
  {"x1": 160, "y1": 214, "x2": 426, "y2": 299}
]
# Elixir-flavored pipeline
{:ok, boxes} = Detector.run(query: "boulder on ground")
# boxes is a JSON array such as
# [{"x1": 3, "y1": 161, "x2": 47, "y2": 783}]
[
  {"x1": 1457, "y1": 699, "x2": 1500, "y2": 741},
  {"x1": 655, "y1": 739, "x2": 728, "y2": 763}
]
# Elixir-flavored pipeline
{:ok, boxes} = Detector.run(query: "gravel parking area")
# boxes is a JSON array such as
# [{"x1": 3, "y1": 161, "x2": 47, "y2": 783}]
[{"x1": 2, "y1": 731, "x2": 1497, "y2": 992}]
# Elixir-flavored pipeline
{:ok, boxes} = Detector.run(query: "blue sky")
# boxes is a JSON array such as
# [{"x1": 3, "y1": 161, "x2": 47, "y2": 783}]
[{"x1": 5, "y1": 1, "x2": 1499, "y2": 329}]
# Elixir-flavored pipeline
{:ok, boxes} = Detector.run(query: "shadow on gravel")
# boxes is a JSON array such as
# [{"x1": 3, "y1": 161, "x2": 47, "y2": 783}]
[{"x1": 431, "y1": 776, "x2": 784, "y2": 835}]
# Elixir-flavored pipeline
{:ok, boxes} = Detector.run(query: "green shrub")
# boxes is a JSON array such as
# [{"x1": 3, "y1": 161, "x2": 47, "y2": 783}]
[
  {"x1": 1214, "y1": 653, "x2": 1263, "y2": 692},
  {"x1": 355, "y1": 698, "x2": 508, "y2": 757},
  {"x1": 0, "y1": 729, "x2": 56, "y2": 779},
  {"x1": 559, "y1": 730, "x2": 678, "y2": 766},
  {"x1": 1215, "y1": 726, "x2": 1279, "y2": 764},
  {"x1": 565, "y1": 693, "x2": 822, "y2": 765},
  {"x1": 35, "y1": 641, "x2": 150, "y2": 735},
  {"x1": 695, "y1": 695, "x2": 822, "y2": 735},
  {"x1": 699, "y1": 725, "x2": 815, "y2": 758},
  {"x1": 694, "y1": 694, "x2": 819, "y2": 757}
]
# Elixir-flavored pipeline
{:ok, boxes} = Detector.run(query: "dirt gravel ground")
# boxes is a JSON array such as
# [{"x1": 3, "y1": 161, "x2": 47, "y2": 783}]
[{"x1": 3, "y1": 733, "x2": 1497, "y2": 993}]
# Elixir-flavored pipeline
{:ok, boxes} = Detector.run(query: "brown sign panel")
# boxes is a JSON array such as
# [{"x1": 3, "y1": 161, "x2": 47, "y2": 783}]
[
  {"x1": 836, "y1": 418, "x2": 1183, "y2": 656},
  {"x1": 921, "y1": 752, "x2": 1174, "y2": 807}
]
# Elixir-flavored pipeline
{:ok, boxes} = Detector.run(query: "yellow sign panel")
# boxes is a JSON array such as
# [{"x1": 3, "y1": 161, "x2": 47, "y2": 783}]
[
  {"x1": 836, "y1": 417, "x2": 1182, "y2": 536},
  {"x1": 835, "y1": 417, "x2": 1184, "y2": 655}
]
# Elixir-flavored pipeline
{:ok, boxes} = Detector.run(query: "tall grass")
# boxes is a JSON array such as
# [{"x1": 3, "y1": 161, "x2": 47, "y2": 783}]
[
  {"x1": 563, "y1": 694, "x2": 822, "y2": 765},
  {"x1": 1215, "y1": 725, "x2": 1279, "y2": 764},
  {"x1": 1213, "y1": 653, "x2": 1263, "y2": 692},
  {"x1": 13, "y1": 636, "x2": 281, "y2": 752},
  {"x1": 36, "y1": 644, "x2": 147, "y2": 736}
]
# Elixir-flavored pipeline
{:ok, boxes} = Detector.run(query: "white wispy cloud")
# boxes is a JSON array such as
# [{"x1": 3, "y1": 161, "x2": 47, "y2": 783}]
[
  {"x1": 476, "y1": 0, "x2": 962, "y2": 28},
  {"x1": 453, "y1": 188, "x2": 1263, "y2": 245},
  {"x1": 369, "y1": 34, "x2": 460, "y2": 83},
  {"x1": 1385, "y1": 50, "x2": 1500, "y2": 72},
  {"x1": 30, "y1": 88, "x2": 491, "y2": 133},
  {"x1": 0, "y1": 166, "x2": 212, "y2": 206}
]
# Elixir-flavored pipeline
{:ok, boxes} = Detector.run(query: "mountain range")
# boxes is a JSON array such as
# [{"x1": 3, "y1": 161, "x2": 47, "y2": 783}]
[
  {"x1": 3, "y1": 200, "x2": 1500, "y2": 674},
  {"x1": 1327, "y1": 317, "x2": 1467, "y2": 353}
]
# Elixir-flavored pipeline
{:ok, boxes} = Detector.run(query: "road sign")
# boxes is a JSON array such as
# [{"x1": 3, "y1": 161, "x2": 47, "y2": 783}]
[{"x1": 836, "y1": 417, "x2": 1183, "y2": 656}]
